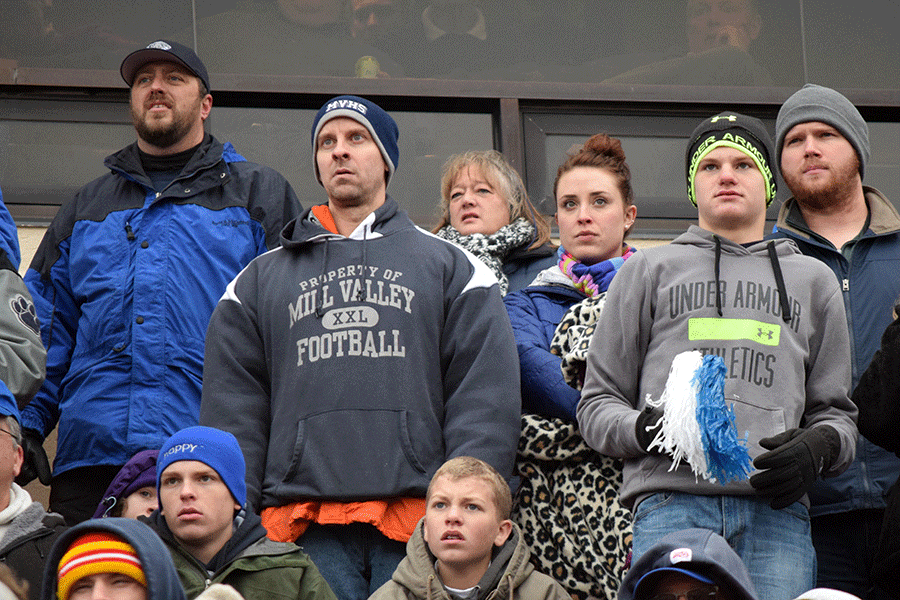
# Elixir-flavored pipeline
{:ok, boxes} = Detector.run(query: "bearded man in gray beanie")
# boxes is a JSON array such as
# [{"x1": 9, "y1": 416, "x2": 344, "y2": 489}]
[
  {"x1": 199, "y1": 96, "x2": 520, "y2": 600},
  {"x1": 767, "y1": 84, "x2": 900, "y2": 600}
]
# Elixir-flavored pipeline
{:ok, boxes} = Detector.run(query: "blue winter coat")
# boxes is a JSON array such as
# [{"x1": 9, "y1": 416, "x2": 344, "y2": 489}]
[
  {"x1": 503, "y1": 242, "x2": 558, "y2": 294},
  {"x1": 0, "y1": 186, "x2": 46, "y2": 414},
  {"x1": 0, "y1": 187, "x2": 21, "y2": 268},
  {"x1": 504, "y1": 269, "x2": 584, "y2": 421},
  {"x1": 23, "y1": 135, "x2": 300, "y2": 476},
  {"x1": 768, "y1": 187, "x2": 900, "y2": 516}
]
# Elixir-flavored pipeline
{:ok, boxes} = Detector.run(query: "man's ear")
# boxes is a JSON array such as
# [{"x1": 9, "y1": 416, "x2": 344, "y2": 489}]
[
  {"x1": 200, "y1": 94, "x2": 213, "y2": 122},
  {"x1": 11, "y1": 444, "x2": 22, "y2": 478},
  {"x1": 493, "y1": 519, "x2": 513, "y2": 547}
]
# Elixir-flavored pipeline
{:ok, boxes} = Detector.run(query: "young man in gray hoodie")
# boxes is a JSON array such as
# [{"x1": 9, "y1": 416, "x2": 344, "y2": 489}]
[{"x1": 578, "y1": 112, "x2": 857, "y2": 600}]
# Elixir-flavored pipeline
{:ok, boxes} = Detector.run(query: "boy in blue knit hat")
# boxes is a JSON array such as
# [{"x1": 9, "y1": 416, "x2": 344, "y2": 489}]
[{"x1": 146, "y1": 426, "x2": 336, "y2": 600}]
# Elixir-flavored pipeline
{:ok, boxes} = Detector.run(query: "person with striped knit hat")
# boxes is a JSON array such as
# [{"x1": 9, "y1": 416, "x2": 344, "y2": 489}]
[{"x1": 41, "y1": 518, "x2": 185, "y2": 600}]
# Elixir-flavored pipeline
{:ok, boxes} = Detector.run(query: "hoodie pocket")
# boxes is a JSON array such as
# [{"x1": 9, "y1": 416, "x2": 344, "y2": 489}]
[
  {"x1": 727, "y1": 395, "x2": 786, "y2": 462},
  {"x1": 282, "y1": 408, "x2": 432, "y2": 498}
]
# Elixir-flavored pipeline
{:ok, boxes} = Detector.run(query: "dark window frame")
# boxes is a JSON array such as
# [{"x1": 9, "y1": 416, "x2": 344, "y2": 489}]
[{"x1": 2, "y1": 74, "x2": 898, "y2": 228}]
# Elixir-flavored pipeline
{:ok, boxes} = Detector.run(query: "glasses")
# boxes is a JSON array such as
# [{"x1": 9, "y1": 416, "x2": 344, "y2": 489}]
[
  {"x1": 649, "y1": 585, "x2": 719, "y2": 600},
  {"x1": 0, "y1": 427, "x2": 18, "y2": 442}
]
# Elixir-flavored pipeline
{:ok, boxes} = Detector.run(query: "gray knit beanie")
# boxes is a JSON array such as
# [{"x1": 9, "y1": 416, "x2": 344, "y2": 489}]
[{"x1": 775, "y1": 84, "x2": 869, "y2": 179}]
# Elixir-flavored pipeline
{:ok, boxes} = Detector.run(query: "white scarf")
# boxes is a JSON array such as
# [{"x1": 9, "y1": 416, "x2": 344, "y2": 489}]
[{"x1": 0, "y1": 484, "x2": 33, "y2": 544}]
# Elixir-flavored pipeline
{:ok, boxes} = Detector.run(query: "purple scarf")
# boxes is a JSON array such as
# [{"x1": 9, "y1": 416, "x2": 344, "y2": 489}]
[{"x1": 558, "y1": 246, "x2": 635, "y2": 298}]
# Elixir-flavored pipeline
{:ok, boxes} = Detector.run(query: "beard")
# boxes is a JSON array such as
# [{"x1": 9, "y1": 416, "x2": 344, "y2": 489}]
[
  {"x1": 131, "y1": 95, "x2": 201, "y2": 150},
  {"x1": 784, "y1": 154, "x2": 861, "y2": 211}
]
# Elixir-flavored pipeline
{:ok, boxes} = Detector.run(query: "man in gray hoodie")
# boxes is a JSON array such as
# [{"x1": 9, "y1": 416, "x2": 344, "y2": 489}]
[{"x1": 578, "y1": 112, "x2": 857, "y2": 600}]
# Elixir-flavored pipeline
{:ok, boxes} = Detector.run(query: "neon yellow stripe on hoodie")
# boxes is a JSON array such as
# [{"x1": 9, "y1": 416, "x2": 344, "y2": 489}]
[{"x1": 688, "y1": 318, "x2": 781, "y2": 346}]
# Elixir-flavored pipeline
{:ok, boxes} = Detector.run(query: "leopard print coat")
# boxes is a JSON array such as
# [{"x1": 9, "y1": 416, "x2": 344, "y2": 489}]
[{"x1": 512, "y1": 295, "x2": 632, "y2": 600}]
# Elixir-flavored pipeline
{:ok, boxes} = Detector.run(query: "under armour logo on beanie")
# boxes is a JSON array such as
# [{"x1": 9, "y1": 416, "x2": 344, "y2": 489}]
[
  {"x1": 685, "y1": 111, "x2": 777, "y2": 206},
  {"x1": 156, "y1": 426, "x2": 247, "y2": 507}
]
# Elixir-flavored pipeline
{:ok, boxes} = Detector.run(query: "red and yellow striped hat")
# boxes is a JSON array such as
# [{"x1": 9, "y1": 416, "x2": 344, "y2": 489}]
[{"x1": 57, "y1": 532, "x2": 146, "y2": 600}]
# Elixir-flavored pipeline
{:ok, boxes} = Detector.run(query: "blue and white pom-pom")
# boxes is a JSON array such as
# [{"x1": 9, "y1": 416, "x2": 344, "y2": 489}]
[{"x1": 644, "y1": 350, "x2": 752, "y2": 483}]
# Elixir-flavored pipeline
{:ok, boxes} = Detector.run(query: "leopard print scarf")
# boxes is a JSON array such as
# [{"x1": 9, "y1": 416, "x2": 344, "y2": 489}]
[{"x1": 434, "y1": 217, "x2": 537, "y2": 296}]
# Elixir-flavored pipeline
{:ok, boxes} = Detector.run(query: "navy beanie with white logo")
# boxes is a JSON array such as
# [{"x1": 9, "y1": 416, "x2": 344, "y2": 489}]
[
  {"x1": 156, "y1": 426, "x2": 246, "y2": 507},
  {"x1": 311, "y1": 95, "x2": 399, "y2": 187}
]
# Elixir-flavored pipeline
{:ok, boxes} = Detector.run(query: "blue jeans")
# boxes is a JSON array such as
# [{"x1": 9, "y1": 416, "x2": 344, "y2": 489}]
[
  {"x1": 298, "y1": 522, "x2": 407, "y2": 600},
  {"x1": 632, "y1": 492, "x2": 814, "y2": 600}
]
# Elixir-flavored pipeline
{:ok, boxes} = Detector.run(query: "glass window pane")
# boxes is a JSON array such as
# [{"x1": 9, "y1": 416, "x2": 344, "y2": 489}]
[
  {"x1": 528, "y1": 113, "x2": 900, "y2": 239},
  {"x1": 186, "y1": 1, "x2": 412, "y2": 78},
  {"x1": 0, "y1": 100, "x2": 491, "y2": 228},
  {"x1": 211, "y1": 106, "x2": 493, "y2": 227},
  {"x1": 0, "y1": 100, "x2": 134, "y2": 224},
  {"x1": 867, "y1": 122, "x2": 900, "y2": 212},
  {"x1": 0, "y1": 1, "x2": 193, "y2": 70},
  {"x1": 802, "y1": 1, "x2": 899, "y2": 89},
  {"x1": 1, "y1": 0, "x2": 897, "y2": 96}
]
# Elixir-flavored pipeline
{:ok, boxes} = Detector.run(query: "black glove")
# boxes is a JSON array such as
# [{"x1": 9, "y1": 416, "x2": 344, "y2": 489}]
[
  {"x1": 635, "y1": 407, "x2": 665, "y2": 454},
  {"x1": 15, "y1": 428, "x2": 51, "y2": 486},
  {"x1": 749, "y1": 426, "x2": 840, "y2": 510}
]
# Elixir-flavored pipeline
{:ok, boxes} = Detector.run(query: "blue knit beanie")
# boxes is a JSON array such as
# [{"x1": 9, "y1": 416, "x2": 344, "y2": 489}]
[
  {"x1": 311, "y1": 95, "x2": 399, "y2": 187},
  {"x1": 156, "y1": 426, "x2": 246, "y2": 507},
  {"x1": 775, "y1": 84, "x2": 869, "y2": 179}
]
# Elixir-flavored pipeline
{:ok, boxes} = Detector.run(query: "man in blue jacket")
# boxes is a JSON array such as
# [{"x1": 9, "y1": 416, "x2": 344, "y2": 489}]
[
  {"x1": 19, "y1": 40, "x2": 301, "y2": 525},
  {"x1": 769, "y1": 83, "x2": 900, "y2": 600}
]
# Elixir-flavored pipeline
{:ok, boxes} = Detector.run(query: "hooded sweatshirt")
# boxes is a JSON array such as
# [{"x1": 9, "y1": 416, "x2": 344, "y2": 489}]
[
  {"x1": 201, "y1": 197, "x2": 521, "y2": 511},
  {"x1": 578, "y1": 226, "x2": 858, "y2": 510},
  {"x1": 369, "y1": 520, "x2": 569, "y2": 600},
  {"x1": 41, "y1": 518, "x2": 186, "y2": 600},
  {"x1": 147, "y1": 510, "x2": 336, "y2": 600}
]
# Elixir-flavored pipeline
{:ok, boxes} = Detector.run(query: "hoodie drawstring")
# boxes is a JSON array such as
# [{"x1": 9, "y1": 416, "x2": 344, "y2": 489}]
[
  {"x1": 713, "y1": 235, "x2": 723, "y2": 317},
  {"x1": 767, "y1": 241, "x2": 792, "y2": 323},
  {"x1": 357, "y1": 226, "x2": 368, "y2": 302},
  {"x1": 315, "y1": 238, "x2": 330, "y2": 319},
  {"x1": 713, "y1": 237, "x2": 792, "y2": 324}
]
